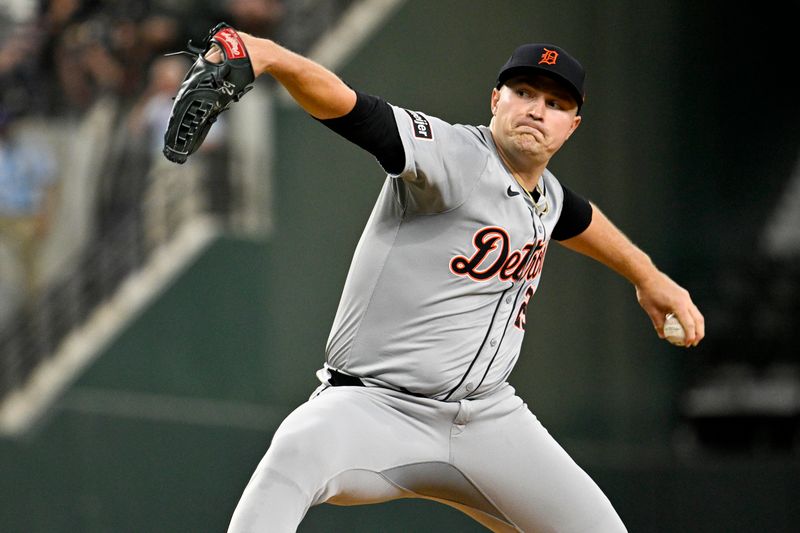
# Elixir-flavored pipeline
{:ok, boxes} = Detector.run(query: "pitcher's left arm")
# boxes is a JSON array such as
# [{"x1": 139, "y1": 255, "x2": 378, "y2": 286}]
[{"x1": 558, "y1": 203, "x2": 705, "y2": 347}]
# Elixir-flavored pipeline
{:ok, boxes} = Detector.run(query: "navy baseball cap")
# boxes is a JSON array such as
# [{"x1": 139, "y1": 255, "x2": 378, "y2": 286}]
[{"x1": 496, "y1": 43, "x2": 586, "y2": 112}]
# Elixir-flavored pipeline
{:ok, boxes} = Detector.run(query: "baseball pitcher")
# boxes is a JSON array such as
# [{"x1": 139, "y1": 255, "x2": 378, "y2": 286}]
[{"x1": 163, "y1": 24, "x2": 705, "y2": 532}]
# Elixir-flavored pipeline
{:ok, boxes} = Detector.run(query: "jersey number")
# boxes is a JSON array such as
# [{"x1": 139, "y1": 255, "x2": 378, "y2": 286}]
[{"x1": 514, "y1": 286, "x2": 535, "y2": 330}]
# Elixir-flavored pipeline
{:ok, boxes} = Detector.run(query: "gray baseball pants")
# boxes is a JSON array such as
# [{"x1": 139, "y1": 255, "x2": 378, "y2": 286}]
[{"x1": 227, "y1": 383, "x2": 626, "y2": 532}]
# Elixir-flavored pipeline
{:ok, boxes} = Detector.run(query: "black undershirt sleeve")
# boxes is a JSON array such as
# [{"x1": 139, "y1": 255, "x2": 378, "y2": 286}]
[
  {"x1": 551, "y1": 185, "x2": 593, "y2": 241},
  {"x1": 316, "y1": 90, "x2": 405, "y2": 175}
]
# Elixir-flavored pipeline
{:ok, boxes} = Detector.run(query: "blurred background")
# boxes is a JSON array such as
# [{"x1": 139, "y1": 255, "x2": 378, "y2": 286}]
[{"x1": 1, "y1": 0, "x2": 799, "y2": 531}]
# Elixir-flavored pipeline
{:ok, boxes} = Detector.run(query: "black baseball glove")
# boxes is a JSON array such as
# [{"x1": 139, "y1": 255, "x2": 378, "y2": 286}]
[{"x1": 162, "y1": 23, "x2": 254, "y2": 164}]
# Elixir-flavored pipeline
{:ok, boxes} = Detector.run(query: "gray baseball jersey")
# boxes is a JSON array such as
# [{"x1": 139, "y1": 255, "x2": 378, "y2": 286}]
[
  {"x1": 324, "y1": 105, "x2": 563, "y2": 400},
  {"x1": 228, "y1": 105, "x2": 626, "y2": 533}
]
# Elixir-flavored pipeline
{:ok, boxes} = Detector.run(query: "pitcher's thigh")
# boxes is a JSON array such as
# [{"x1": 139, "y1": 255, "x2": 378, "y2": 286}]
[
  {"x1": 230, "y1": 387, "x2": 451, "y2": 529},
  {"x1": 454, "y1": 406, "x2": 626, "y2": 533}
]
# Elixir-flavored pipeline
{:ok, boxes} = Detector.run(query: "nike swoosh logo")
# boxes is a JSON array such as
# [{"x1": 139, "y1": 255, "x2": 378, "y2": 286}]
[{"x1": 506, "y1": 186, "x2": 520, "y2": 197}]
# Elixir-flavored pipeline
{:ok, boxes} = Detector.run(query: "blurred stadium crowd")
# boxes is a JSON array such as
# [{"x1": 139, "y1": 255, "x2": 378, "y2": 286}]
[
  {"x1": 0, "y1": 0, "x2": 352, "y2": 398},
  {"x1": 0, "y1": 0, "x2": 339, "y2": 117}
]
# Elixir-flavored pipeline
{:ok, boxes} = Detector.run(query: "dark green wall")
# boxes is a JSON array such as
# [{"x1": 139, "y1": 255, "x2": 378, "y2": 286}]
[{"x1": 2, "y1": 1, "x2": 799, "y2": 532}]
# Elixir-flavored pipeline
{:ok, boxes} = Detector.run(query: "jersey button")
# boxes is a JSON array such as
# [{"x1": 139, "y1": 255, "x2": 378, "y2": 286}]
[
  {"x1": 505, "y1": 295, "x2": 512, "y2": 304},
  {"x1": 465, "y1": 382, "x2": 474, "y2": 392},
  {"x1": 490, "y1": 338, "x2": 497, "y2": 347}
]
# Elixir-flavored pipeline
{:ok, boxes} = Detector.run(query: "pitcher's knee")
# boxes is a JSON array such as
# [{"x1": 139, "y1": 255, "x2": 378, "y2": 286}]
[{"x1": 228, "y1": 466, "x2": 309, "y2": 533}]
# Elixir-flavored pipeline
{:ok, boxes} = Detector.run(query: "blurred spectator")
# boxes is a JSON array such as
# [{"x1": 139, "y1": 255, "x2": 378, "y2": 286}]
[
  {"x1": 132, "y1": 54, "x2": 227, "y2": 248},
  {"x1": 139, "y1": 13, "x2": 182, "y2": 56},
  {"x1": 0, "y1": 20, "x2": 48, "y2": 116},
  {"x1": 96, "y1": 53, "x2": 226, "y2": 250},
  {"x1": 95, "y1": 53, "x2": 192, "y2": 231},
  {"x1": 127, "y1": 54, "x2": 194, "y2": 158},
  {"x1": 40, "y1": 0, "x2": 95, "y2": 31},
  {"x1": 51, "y1": 17, "x2": 124, "y2": 112},
  {"x1": 223, "y1": 0, "x2": 285, "y2": 37},
  {"x1": 0, "y1": 111, "x2": 59, "y2": 307}
]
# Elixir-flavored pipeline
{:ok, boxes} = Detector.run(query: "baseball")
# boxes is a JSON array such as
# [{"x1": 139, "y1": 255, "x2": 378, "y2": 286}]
[{"x1": 663, "y1": 313, "x2": 686, "y2": 346}]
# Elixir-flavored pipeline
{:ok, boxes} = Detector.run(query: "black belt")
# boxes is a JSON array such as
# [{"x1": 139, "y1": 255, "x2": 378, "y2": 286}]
[
  {"x1": 327, "y1": 369, "x2": 430, "y2": 398},
  {"x1": 328, "y1": 369, "x2": 366, "y2": 387}
]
